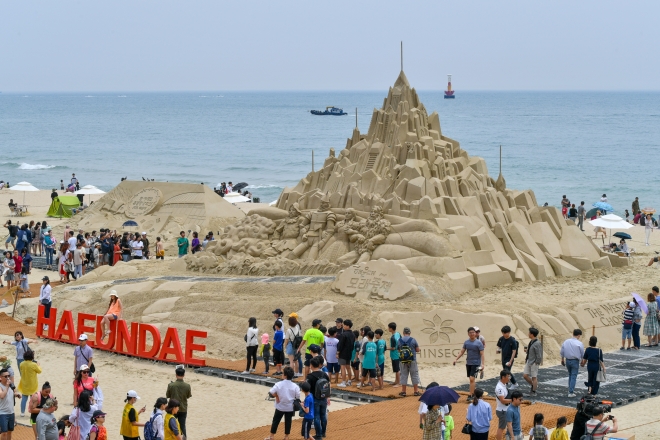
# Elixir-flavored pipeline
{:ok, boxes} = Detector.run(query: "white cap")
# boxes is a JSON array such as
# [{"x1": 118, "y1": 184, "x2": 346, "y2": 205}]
[
  {"x1": 78, "y1": 364, "x2": 89, "y2": 371},
  {"x1": 78, "y1": 334, "x2": 88, "y2": 341},
  {"x1": 141, "y1": 231, "x2": 147, "y2": 235},
  {"x1": 127, "y1": 390, "x2": 140, "y2": 400},
  {"x1": 474, "y1": 327, "x2": 480, "y2": 332},
  {"x1": 109, "y1": 290, "x2": 119, "y2": 298},
  {"x1": 629, "y1": 301, "x2": 636, "y2": 307}
]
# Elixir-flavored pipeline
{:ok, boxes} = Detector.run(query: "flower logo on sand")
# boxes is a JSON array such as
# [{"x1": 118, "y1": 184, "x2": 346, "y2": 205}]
[{"x1": 421, "y1": 315, "x2": 456, "y2": 344}]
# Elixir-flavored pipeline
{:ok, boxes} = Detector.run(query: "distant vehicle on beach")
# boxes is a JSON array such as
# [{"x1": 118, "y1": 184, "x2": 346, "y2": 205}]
[
  {"x1": 310, "y1": 106, "x2": 347, "y2": 116},
  {"x1": 444, "y1": 74, "x2": 455, "y2": 99}
]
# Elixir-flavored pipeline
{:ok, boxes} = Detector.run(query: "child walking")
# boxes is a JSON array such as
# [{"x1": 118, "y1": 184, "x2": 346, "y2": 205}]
[
  {"x1": 260, "y1": 333, "x2": 271, "y2": 374},
  {"x1": 272, "y1": 322, "x2": 284, "y2": 376},
  {"x1": 549, "y1": 416, "x2": 568, "y2": 440},
  {"x1": 444, "y1": 404, "x2": 454, "y2": 440},
  {"x1": 529, "y1": 413, "x2": 549, "y2": 440},
  {"x1": 19, "y1": 265, "x2": 30, "y2": 297},
  {"x1": 374, "y1": 329, "x2": 387, "y2": 390},
  {"x1": 300, "y1": 382, "x2": 315, "y2": 440},
  {"x1": 422, "y1": 404, "x2": 441, "y2": 440}
]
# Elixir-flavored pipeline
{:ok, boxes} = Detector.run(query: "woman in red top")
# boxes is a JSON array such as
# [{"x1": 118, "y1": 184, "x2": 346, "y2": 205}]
[
  {"x1": 101, "y1": 291, "x2": 123, "y2": 340},
  {"x1": 72, "y1": 366, "x2": 95, "y2": 406},
  {"x1": 113, "y1": 241, "x2": 121, "y2": 266}
]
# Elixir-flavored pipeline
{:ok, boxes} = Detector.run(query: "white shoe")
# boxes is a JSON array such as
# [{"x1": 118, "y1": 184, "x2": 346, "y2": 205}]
[
  {"x1": 337, "y1": 382, "x2": 346, "y2": 388},
  {"x1": 240, "y1": 370, "x2": 249, "y2": 374},
  {"x1": 510, "y1": 384, "x2": 519, "y2": 389},
  {"x1": 43, "y1": 325, "x2": 49, "y2": 331},
  {"x1": 249, "y1": 369, "x2": 255, "y2": 373},
  {"x1": 20, "y1": 413, "x2": 25, "y2": 418},
  {"x1": 347, "y1": 380, "x2": 352, "y2": 386}
]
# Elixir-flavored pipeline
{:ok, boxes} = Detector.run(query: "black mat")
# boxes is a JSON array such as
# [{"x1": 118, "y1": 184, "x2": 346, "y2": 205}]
[{"x1": 455, "y1": 347, "x2": 660, "y2": 408}]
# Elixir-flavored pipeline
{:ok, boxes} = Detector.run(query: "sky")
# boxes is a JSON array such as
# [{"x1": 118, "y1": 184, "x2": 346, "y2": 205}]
[{"x1": 2, "y1": 1, "x2": 659, "y2": 92}]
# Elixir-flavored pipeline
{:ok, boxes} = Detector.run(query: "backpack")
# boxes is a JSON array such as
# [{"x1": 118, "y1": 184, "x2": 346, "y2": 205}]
[
  {"x1": 143, "y1": 412, "x2": 161, "y2": 440},
  {"x1": 292, "y1": 328, "x2": 303, "y2": 350},
  {"x1": 399, "y1": 337, "x2": 415, "y2": 364},
  {"x1": 580, "y1": 421, "x2": 603, "y2": 440},
  {"x1": 314, "y1": 375, "x2": 331, "y2": 400},
  {"x1": 532, "y1": 426, "x2": 546, "y2": 440}
]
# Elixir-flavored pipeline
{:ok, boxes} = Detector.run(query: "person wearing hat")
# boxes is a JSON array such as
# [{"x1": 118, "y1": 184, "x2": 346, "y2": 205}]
[
  {"x1": 101, "y1": 291, "x2": 122, "y2": 340},
  {"x1": 272, "y1": 309, "x2": 284, "y2": 332},
  {"x1": 141, "y1": 233, "x2": 150, "y2": 260},
  {"x1": 87, "y1": 410, "x2": 106, "y2": 440},
  {"x1": 297, "y1": 319, "x2": 325, "y2": 378},
  {"x1": 39, "y1": 277, "x2": 52, "y2": 332},
  {"x1": 36, "y1": 397, "x2": 58, "y2": 440},
  {"x1": 72, "y1": 365, "x2": 95, "y2": 407},
  {"x1": 73, "y1": 335, "x2": 94, "y2": 385},
  {"x1": 121, "y1": 390, "x2": 145, "y2": 440}
]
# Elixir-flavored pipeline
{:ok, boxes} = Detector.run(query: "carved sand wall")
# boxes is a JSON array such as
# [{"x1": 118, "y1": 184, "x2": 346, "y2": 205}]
[{"x1": 185, "y1": 70, "x2": 627, "y2": 290}]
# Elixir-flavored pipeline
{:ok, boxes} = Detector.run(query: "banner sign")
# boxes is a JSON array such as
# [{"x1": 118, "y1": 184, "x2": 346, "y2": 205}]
[{"x1": 36, "y1": 306, "x2": 207, "y2": 366}]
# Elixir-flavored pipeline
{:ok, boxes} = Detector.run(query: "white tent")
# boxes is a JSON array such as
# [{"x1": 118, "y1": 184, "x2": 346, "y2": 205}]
[
  {"x1": 75, "y1": 185, "x2": 106, "y2": 204},
  {"x1": 9, "y1": 181, "x2": 40, "y2": 205},
  {"x1": 589, "y1": 214, "x2": 633, "y2": 245},
  {"x1": 223, "y1": 192, "x2": 251, "y2": 203}
]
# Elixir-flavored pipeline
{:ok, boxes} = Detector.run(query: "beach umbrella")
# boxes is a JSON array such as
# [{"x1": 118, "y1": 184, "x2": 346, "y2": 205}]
[
  {"x1": 589, "y1": 214, "x2": 633, "y2": 245},
  {"x1": 613, "y1": 232, "x2": 632, "y2": 240},
  {"x1": 585, "y1": 207, "x2": 599, "y2": 219},
  {"x1": 642, "y1": 207, "x2": 656, "y2": 214},
  {"x1": 631, "y1": 292, "x2": 648, "y2": 315},
  {"x1": 418, "y1": 386, "x2": 460, "y2": 407},
  {"x1": 9, "y1": 181, "x2": 40, "y2": 205},
  {"x1": 122, "y1": 220, "x2": 138, "y2": 230},
  {"x1": 75, "y1": 185, "x2": 106, "y2": 204},
  {"x1": 233, "y1": 182, "x2": 249, "y2": 192},
  {"x1": 592, "y1": 202, "x2": 614, "y2": 213},
  {"x1": 223, "y1": 192, "x2": 251, "y2": 203}
]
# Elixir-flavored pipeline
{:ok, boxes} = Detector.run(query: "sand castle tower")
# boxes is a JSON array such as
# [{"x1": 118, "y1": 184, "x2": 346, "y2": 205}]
[{"x1": 194, "y1": 70, "x2": 627, "y2": 292}]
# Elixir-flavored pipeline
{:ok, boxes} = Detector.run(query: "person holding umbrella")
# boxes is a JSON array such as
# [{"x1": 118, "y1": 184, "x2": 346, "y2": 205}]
[{"x1": 418, "y1": 383, "x2": 459, "y2": 440}]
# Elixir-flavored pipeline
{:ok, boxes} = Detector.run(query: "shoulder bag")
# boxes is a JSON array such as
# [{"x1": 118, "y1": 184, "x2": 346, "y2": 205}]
[
  {"x1": 461, "y1": 422, "x2": 472, "y2": 434},
  {"x1": 78, "y1": 347, "x2": 96, "y2": 374},
  {"x1": 596, "y1": 348, "x2": 606, "y2": 382},
  {"x1": 67, "y1": 408, "x2": 81, "y2": 440}
]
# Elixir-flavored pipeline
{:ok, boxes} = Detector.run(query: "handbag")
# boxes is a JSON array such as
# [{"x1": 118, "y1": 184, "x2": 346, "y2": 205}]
[
  {"x1": 596, "y1": 349, "x2": 606, "y2": 382},
  {"x1": 293, "y1": 398, "x2": 302, "y2": 412},
  {"x1": 67, "y1": 408, "x2": 81, "y2": 440},
  {"x1": 461, "y1": 423, "x2": 472, "y2": 434}
]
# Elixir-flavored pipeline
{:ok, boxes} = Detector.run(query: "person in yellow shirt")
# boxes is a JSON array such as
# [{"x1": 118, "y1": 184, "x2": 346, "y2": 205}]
[
  {"x1": 120, "y1": 390, "x2": 145, "y2": 440},
  {"x1": 164, "y1": 399, "x2": 182, "y2": 440},
  {"x1": 550, "y1": 416, "x2": 568, "y2": 440},
  {"x1": 18, "y1": 350, "x2": 41, "y2": 417}
]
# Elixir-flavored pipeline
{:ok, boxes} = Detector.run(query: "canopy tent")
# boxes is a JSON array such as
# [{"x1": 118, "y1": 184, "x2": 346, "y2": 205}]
[
  {"x1": 589, "y1": 214, "x2": 633, "y2": 245},
  {"x1": 47, "y1": 195, "x2": 80, "y2": 218},
  {"x1": 224, "y1": 192, "x2": 251, "y2": 203},
  {"x1": 75, "y1": 185, "x2": 106, "y2": 204}
]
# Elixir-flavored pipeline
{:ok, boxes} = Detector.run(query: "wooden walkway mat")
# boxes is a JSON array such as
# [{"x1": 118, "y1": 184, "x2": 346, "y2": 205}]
[
  {"x1": 0, "y1": 312, "x2": 36, "y2": 338},
  {"x1": 208, "y1": 395, "x2": 575, "y2": 440},
  {"x1": 12, "y1": 424, "x2": 36, "y2": 440}
]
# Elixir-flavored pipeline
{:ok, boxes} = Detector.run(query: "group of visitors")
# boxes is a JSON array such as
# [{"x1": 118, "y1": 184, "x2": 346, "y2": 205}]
[
  {"x1": 245, "y1": 311, "x2": 424, "y2": 440},
  {"x1": 0, "y1": 328, "x2": 192, "y2": 440}
]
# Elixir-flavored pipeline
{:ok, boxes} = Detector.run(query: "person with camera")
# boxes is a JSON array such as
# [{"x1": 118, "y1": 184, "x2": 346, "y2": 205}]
[
  {"x1": 584, "y1": 407, "x2": 618, "y2": 439},
  {"x1": 0, "y1": 367, "x2": 20, "y2": 440}
]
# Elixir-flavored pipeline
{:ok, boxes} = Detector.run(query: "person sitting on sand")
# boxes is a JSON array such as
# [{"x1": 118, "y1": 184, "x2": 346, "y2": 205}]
[{"x1": 101, "y1": 291, "x2": 122, "y2": 340}]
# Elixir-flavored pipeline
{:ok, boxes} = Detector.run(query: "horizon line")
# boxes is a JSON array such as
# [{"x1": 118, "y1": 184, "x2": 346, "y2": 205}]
[{"x1": 2, "y1": 89, "x2": 660, "y2": 94}]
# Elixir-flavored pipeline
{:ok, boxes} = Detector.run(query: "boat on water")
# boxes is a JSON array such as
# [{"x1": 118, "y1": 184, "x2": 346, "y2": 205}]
[
  {"x1": 444, "y1": 74, "x2": 455, "y2": 99},
  {"x1": 310, "y1": 106, "x2": 347, "y2": 116}
]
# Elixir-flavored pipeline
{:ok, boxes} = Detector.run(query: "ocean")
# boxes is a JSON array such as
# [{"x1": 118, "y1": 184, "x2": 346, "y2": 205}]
[{"x1": 1, "y1": 91, "x2": 659, "y2": 213}]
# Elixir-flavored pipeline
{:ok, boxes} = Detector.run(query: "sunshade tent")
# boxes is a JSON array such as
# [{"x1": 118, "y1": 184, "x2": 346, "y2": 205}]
[
  {"x1": 589, "y1": 214, "x2": 633, "y2": 244},
  {"x1": 75, "y1": 185, "x2": 106, "y2": 204},
  {"x1": 9, "y1": 181, "x2": 40, "y2": 205},
  {"x1": 46, "y1": 195, "x2": 80, "y2": 218},
  {"x1": 224, "y1": 192, "x2": 251, "y2": 203}
]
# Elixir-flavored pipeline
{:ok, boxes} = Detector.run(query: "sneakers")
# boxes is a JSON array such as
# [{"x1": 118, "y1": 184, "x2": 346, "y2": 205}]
[
  {"x1": 466, "y1": 395, "x2": 473, "y2": 403},
  {"x1": 20, "y1": 413, "x2": 25, "y2": 418},
  {"x1": 273, "y1": 372, "x2": 282, "y2": 376},
  {"x1": 568, "y1": 393, "x2": 576, "y2": 397},
  {"x1": 347, "y1": 380, "x2": 352, "y2": 386},
  {"x1": 530, "y1": 390, "x2": 537, "y2": 397},
  {"x1": 240, "y1": 370, "x2": 249, "y2": 374},
  {"x1": 337, "y1": 382, "x2": 347, "y2": 388},
  {"x1": 249, "y1": 369, "x2": 255, "y2": 373},
  {"x1": 294, "y1": 372, "x2": 302, "y2": 377},
  {"x1": 509, "y1": 383, "x2": 519, "y2": 390}
]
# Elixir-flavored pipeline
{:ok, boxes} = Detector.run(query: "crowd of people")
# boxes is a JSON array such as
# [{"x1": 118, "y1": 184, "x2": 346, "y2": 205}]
[{"x1": 0, "y1": 329, "x2": 192, "y2": 440}]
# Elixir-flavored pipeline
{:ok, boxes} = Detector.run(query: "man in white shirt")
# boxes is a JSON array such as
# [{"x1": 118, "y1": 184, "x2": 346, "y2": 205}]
[
  {"x1": 495, "y1": 370, "x2": 512, "y2": 440},
  {"x1": 560, "y1": 329, "x2": 584, "y2": 397},
  {"x1": 132, "y1": 237, "x2": 144, "y2": 260},
  {"x1": 67, "y1": 231, "x2": 77, "y2": 250},
  {"x1": 266, "y1": 367, "x2": 300, "y2": 440}
]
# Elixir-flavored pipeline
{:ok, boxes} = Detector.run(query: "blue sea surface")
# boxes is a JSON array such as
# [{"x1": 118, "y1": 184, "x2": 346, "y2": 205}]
[{"x1": 1, "y1": 91, "x2": 659, "y2": 213}]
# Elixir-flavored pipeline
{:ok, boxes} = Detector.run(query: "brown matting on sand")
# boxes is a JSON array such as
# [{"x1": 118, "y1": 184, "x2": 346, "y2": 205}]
[
  {"x1": 207, "y1": 394, "x2": 575, "y2": 440},
  {"x1": 0, "y1": 313, "x2": 36, "y2": 338}
]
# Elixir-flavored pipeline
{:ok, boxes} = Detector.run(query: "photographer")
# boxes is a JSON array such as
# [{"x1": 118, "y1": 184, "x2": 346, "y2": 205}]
[
  {"x1": 0, "y1": 367, "x2": 21, "y2": 440},
  {"x1": 584, "y1": 407, "x2": 617, "y2": 439}
]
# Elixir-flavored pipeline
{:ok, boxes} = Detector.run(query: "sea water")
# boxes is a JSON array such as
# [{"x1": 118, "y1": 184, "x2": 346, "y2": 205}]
[{"x1": 1, "y1": 91, "x2": 659, "y2": 213}]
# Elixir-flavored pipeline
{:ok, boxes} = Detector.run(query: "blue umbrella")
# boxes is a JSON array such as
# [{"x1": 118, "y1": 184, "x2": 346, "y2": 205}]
[
  {"x1": 613, "y1": 232, "x2": 632, "y2": 240},
  {"x1": 418, "y1": 386, "x2": 460, "y2": 407},
  {"x1": 592, "y1": 202, "x2": 614, "y2": 213},
  {"x1": 122, "y1": 220, "x2": 138, "y2": 227}
]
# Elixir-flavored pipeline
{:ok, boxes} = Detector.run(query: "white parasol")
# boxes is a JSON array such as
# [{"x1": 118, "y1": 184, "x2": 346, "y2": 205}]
[
  {"x1": 75, "y1": 185, "x2": 106, "y2": 204},
  {"x1": 9, "y1": 181, "x2": 40, "y2": 205},
  {"x1": 589, "y1": 214, "x2": 633, "y2": 245},
  {"x1": 223, "y1": 192, "x2": 251, "y2": 203}
]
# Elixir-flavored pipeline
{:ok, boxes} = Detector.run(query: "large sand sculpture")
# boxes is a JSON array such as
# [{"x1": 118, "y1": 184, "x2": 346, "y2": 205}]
[
  {"x1": 62, "y1": 181, "x2": 245, "y2": 250},
  {"x1": 188, "y1": 70, "x2": 628, "y2": 292}
]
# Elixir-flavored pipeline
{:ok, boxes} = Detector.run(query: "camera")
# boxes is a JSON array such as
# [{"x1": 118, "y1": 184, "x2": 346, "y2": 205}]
[
  {"x1": 576, "y1": 395, "x2": 612, "y2": 417},
  {"x1": 8, "y1": 383, "x2": 15, "y2": 391}
]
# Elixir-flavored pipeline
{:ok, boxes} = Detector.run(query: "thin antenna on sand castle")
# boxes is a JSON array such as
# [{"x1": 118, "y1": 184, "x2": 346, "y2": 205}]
[
  {"x1": 312, "y1": 150, "x2": 314, "y2": 172},
  {"x1": 400, "y1": 41, "x2": 403, "y2": 71},
  {"x1": 355, "y1": 107, "x2": 358, "y2": 128},
  {"x1": 499, "y1": 145, "x2": 502, "y2": 175}
]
